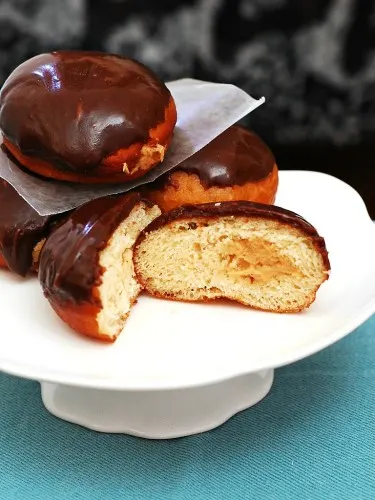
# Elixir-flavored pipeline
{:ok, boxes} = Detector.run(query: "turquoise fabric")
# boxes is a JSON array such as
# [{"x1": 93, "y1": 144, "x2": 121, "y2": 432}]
[{"x1": 0, "y1": 317, "x2": 374, "y2": 500}]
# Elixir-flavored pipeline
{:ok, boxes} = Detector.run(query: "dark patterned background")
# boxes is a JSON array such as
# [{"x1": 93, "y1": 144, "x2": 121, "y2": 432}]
[{"x1": 0, "y1": 0, "x2": 374, "y2": 212}]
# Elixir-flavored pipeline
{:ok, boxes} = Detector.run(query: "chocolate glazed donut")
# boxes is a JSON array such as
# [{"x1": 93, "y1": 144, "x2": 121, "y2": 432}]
[
  {"x1": 0, "y1": 51, "x2": 177, "y2": 183},
  {"x1": 38, "y1": 192, "x2": 161, "y2": 342},
  {"x1": 145, "y1": 125, "x2": 279, "y2": 212},
  {"x1": 133, "y1": 200, "x2": 330, "y2": 313},
  {"x1": 0, "y1": 180, "x2": 63, "y2": 276}
]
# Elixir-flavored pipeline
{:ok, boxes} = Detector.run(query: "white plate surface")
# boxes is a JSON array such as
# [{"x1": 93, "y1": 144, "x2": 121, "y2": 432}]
[{"x1": 0, "y1": 170, "x2": 374, "y2": 390}]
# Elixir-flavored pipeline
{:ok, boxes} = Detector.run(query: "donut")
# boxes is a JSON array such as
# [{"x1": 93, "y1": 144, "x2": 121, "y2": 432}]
[
  {"x1": 133, "y1": 201, "x2": 330, "y2": 313},
  {"x1": 145, "y1": 125, "x2": 278, "y2": 212},
  {"x1": 38, "y1": 192, "x2": 161, "y2": 342},
  {"x1": 0, "y1": 179, "x2": 62, "y2": 276},
  {"x1": 0, "y1": 51, "x2": 177, "y2": 184}
]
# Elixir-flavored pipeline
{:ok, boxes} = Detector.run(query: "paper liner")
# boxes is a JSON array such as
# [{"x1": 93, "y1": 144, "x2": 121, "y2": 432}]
[{"x1": 0, "y1": 78, "x2": 264, "y2": 215}]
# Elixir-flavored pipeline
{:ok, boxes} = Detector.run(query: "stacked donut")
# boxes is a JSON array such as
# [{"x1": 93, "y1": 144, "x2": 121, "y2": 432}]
[{"x1": 0, "y1": 51, "x2": 330, "y2": 342}]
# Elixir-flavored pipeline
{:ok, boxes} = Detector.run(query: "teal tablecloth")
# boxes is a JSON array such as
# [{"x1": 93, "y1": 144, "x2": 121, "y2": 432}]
[{"x1": 0, "y1": 317, "x2": 374, "y2": 500}]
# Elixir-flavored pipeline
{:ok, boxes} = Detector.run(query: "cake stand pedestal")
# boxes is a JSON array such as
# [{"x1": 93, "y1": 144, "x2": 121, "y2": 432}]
[{"x1": 41, "y1": 369, "x2": 274, "y2": 439}]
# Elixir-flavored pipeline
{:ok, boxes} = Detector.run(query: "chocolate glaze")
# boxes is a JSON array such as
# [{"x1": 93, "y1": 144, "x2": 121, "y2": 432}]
[
  {"x1": 156, "y1": 125, "x2": 275, "y2": 188},
  {"x1": 135, "y1": 200, "x2": 330, "y2": 271},
  {"x1": 39, "y1": 192, "x2": 155, "y2": 305},
  {"x1": 0, "y1": 180, "x2": 56, "y2": 276},
  {"x1": 0, "y1": 51, "x2": 171, "y2": 172}
]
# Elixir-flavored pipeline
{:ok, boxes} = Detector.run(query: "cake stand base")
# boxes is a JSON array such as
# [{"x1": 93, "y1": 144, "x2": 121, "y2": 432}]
[{"x1": 41, "y1": 369, "x2": 274, "y2": 439}]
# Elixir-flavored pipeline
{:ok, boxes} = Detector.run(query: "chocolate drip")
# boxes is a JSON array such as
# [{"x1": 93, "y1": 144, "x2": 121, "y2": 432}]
[
  {"x1": 160, "y1": 125, "x2": 275, "y2": 188},
  {"x1": 39, "y1": 192, "x2": 154, "y2": 305},
  {"x1": 0, "y1": 51, "x2": 171, "y2": 172},
  {"x1": 0, "y1": 180, "x2": 54, "y2": 276}
]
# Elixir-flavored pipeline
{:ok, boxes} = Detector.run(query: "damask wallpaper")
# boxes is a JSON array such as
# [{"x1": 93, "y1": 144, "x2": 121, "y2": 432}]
[{"x1": 0, "y1": 0, "x2": 374, "y2": 210}]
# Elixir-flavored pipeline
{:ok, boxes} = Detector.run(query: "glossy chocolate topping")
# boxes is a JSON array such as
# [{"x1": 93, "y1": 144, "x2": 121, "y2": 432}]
[
  {"x1": 0, "y1": 180, "x2": 55, "y2": 276},
  {"x1": 160, "y1": 125, "x2": 275, "y2": 188},
  {"x1": 0, "y1": 51, "x2": 171, "y2": 172},
  {"x1": 39, "y1": 192, "x2": 154, "y2": 305},
  {"x1": 136, "y1": 200, "x2": 330, "y2": 271}
]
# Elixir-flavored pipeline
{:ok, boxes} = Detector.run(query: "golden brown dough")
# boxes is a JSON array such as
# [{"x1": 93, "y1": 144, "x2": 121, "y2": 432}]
[{"x1": 145, "y1": 125, "x2": 278, "y2": 212}]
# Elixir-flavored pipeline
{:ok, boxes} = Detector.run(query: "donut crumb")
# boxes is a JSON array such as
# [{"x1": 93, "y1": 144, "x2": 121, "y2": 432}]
[{"x1": 97, "y1": 201, "x2": 161, "y2": 339}]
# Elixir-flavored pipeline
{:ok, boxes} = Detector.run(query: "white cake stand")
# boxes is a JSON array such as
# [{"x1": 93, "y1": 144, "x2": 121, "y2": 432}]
[{"x1": 1, "y1": 171, "x2": 375, "y2": 439}]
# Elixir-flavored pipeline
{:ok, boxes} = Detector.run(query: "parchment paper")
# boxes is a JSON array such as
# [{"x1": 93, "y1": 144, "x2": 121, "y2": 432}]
[{"x1": 0, "y1": 78, "x2": 264, "y2": 215}]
